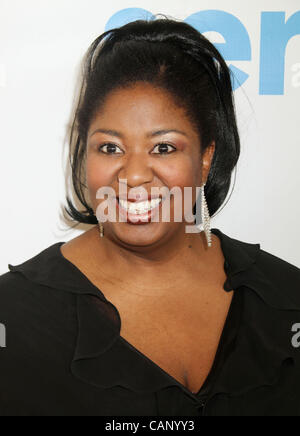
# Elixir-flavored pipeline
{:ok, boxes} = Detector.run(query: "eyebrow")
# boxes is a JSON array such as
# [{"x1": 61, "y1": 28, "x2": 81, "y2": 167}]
[{"x1": 89, "y1": 128, "x2": 188, "y2": 139}]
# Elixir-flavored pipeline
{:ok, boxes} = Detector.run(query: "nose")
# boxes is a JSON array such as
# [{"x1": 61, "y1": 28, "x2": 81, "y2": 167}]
[{"x1": 118, "y1": 152, "x2": 153, "y2": 188}]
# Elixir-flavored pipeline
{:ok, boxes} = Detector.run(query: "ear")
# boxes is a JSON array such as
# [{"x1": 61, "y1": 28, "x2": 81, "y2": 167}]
[{"x1": 202, "y1": 141, "x2": 215, "y2": 183}]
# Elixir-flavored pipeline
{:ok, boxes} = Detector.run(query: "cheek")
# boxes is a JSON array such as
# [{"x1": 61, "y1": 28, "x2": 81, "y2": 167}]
[
  {"x1": 86, "y1": 156, "x2": 115, "y2": 192},
  {"x1": 158, "y1": 156, "x2": 201, "y2": 189}
]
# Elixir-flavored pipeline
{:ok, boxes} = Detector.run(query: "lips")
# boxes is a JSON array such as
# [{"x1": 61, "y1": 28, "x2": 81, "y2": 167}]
[
  {"x1": 119, "y1": 198, "x2": 161, "y2": 214},
  {"x1": 116, "y1": 196, "x2": 162, "y2": 223},
  {"x1": 117, "y1": 194, "x2": 161, "y2": 202}
]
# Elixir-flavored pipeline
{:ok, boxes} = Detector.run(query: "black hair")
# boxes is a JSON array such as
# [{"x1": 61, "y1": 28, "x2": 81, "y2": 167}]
[{"x1": 63, "y1": 16, "x2": 240, "y2": 226}]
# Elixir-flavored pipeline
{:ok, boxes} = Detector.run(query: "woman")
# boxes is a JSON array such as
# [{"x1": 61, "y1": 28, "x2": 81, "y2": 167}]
[{"x1": 0, "y1": 17, "x2": 300, "y2": 417}]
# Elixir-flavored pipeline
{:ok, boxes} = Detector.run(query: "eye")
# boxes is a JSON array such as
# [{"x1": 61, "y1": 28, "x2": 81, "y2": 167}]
[
  {"x1": 151, "y1": 143, "x2": 176, "y2": 155},
  {"x1": 98, "y1": 143, "x2": 123, "y2": 154}
]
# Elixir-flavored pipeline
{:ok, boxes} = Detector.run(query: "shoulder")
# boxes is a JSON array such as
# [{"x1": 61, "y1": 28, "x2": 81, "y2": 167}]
[
  {"x1": 0, "y1": 269, "x2": 40, "y2": 314},
  {"x1": 0, "y1": 246, "x2": 76, "y2": 350},
  {"x1": 0, "y1": 252, "x2": 78, "y2": 408},
  {"x1": 257, "y1": 247, "x2": 300, "y2": 285},
  {"x1": 0, "y1": 262, "x2": 73, "y2": 316},
  {"x1": 216, "y1": 228, "x2": 300, "y2": 308},
  {"x1": 254, "y1": 246, "x2": 300, "y2": 309}
]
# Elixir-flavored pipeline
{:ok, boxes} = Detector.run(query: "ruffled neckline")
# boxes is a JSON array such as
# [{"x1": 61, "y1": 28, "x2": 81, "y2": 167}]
[{"x1": 8, "y1": 228, "x2": 300, "y2": 404}]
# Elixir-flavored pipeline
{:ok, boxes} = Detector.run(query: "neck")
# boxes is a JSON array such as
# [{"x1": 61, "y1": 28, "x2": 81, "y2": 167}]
[{"x1": 88, "y1": 224, "x2": 211, "y2": 278}]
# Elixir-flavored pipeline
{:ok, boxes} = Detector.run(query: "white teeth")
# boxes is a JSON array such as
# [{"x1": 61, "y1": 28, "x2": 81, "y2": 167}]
[{"x1": 119, "y1": 198, "x2": 161, "y2": 214}]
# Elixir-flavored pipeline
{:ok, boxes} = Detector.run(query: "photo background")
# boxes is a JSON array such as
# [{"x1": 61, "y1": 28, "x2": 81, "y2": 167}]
[{"x1": 0, "y1": 0, "x2": 299, "y2": 273}]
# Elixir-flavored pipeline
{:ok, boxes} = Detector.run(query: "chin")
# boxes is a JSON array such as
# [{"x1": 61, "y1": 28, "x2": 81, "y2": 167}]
[{"x1": 112, "y1": 222, "x2": 169, "y2": 247}]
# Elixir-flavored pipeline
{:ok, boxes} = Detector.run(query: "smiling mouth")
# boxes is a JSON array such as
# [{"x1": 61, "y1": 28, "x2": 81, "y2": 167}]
[{"x1": 117, "y1": 198, "x2": 162, "y2": 215}]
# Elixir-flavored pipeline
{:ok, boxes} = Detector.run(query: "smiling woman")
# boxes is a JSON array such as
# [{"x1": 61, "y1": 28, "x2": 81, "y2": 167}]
[
  {"x1": 85, "y1": 82, "x2": 213, "y2": 246},
  {"x1": 0, "y1": 16, "x2": 300, "y2": 417},
  {"x1": 65, "y1": 18, "x2": 239, "y2": 229}
]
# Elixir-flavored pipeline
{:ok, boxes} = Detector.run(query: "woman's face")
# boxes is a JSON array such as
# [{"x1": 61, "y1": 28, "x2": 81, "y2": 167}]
[{"x1": 86, "y1": 82, "x2": 215, "y2": 248}]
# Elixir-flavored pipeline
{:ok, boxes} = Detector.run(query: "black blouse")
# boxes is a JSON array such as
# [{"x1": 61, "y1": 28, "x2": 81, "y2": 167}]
[{"x1": 0, "y1": 228, "x2": 300, "y2": 416}]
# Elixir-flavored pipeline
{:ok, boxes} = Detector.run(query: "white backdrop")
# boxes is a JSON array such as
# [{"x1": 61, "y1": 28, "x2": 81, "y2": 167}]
[{"x1": 0, "y1": 0, "x2": 299, "y2": 273}]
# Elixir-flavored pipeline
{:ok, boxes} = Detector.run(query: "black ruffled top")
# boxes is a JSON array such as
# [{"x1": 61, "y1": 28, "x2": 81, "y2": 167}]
[{"x1": 1, "y1": 228, "x2": 300, "y2": 416}]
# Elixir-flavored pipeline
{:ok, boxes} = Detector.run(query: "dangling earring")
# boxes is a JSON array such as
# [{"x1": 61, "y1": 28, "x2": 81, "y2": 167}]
[
  {"x1": 201, "y1": 183, "x2": 212, "y2": 248},
  {"x1": 98, "y1": 222, "x2": 104, "y2": 238}
]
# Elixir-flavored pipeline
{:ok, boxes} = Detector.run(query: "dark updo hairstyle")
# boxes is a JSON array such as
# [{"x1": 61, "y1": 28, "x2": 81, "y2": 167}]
[{"x1": 64, "y1": 16, "x2": 240, "y2": 225}]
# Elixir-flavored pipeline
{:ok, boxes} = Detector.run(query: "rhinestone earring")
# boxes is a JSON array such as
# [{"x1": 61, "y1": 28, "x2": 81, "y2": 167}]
[
  {"x1": 201, "y1": 183, "x2": 212, "y2": 248},
  {"x1": 98, "y1": 222, "x2": 104, "y2": 238}
]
